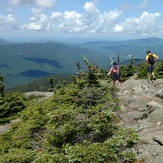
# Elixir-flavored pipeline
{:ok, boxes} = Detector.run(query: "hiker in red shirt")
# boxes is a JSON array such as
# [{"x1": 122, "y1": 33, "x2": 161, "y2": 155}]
[{"x1": 107, "y1": 62, "x2": 120, "y2": 88}]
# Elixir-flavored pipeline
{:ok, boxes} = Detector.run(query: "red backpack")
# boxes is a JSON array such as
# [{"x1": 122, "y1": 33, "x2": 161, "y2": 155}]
[{"x1": 112, "y1": 65, "x2": 118, "y2": 74}]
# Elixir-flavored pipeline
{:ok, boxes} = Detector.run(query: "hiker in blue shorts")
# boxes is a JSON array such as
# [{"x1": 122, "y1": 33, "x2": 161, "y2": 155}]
[{"x1": 146, "y1": 50, "x2": 158, "y2": 82}]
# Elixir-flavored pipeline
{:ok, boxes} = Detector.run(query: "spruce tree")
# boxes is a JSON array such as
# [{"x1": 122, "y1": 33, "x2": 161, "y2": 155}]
[{"x1": 0, "y1": 75, "x2": 5, "y2": 97}]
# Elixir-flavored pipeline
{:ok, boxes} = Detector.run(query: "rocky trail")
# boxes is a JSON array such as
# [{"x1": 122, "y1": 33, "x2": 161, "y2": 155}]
[{"x1": 118, "y1": 77, "x2": 163, "y2": 163}]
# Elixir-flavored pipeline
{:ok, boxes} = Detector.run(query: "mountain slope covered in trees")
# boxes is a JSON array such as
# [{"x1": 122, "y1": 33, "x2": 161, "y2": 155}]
[{"x1": 0, "y1": 37, "x2": 163, "y2": 89}]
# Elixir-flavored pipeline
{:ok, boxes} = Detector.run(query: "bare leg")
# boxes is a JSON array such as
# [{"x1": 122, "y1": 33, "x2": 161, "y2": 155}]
[
  {"x1": 148, "y1": 73, "x2": 150, "y2": 81},
  {"x1": 115, "y1": 80, "x2": 119, "y2": 88},
  {"x1": 152, "y1": 72, "x2": 155, "y2": 78},
  {"x1": 112, "y1": 80, "x2": 116, "y2": 86}
]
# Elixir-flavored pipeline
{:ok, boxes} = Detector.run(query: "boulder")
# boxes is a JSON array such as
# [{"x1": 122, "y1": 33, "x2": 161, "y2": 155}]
[
  {"x1": 147, "y1": 108, "x2": 163, "y2": 123},
  {"x1": 155, "y1": 89, "x2": 163, "y2": 100}
]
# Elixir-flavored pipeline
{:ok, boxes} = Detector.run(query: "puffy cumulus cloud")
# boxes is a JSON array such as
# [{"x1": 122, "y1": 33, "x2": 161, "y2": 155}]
[
  {"x1": 22, "y1": 22, "x2": 42, "y2": 30},
  {"x1": 21, "y1": 1, "x2": 123, "y2": 34},
  {"x1": 114, "y1": 24, "x2": 123, "y2": 33},
  {"x1": 21, "y1": 10, "x2": 83, "y2": 32},
  {"x1": 140, "y1": 12, "x2": 160, "y2": 21},
  {"x1": 84, "y1": 1, "x2": 99, "y2": 14},
  {"x1": 4, "y1": 0, "x2": 163, "y2": 36},
  {"x1": 88, "y1": 9, "x2": 123, "y2": 33},
  {"x1": 21, "y1": 13, "x2": 48, "y2": 31},
  {"x1": 63, "y1": 11, "x2": 83, "y2": 32},
  {"x1": 0, "y1": 14, "x2": 16, "y2": 30},
  {"x1": 113, "y1": 12, "x2": 161, "y2": 35},
  {"x1": 10, "y1": 0, "x2": 56, "y2": 8},
  {"x1": 6, "y1": 14, "x2": 16, "y2": 23}
]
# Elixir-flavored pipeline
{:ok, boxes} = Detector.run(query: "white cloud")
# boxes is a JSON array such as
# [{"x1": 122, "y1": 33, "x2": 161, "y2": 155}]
[
  {"x1": 19, "y1": 0, "x2": 162, "y2": 36},
  {"x1": 84, "y1": 1, "x2": 99, "y2": 14},
  {"x1": 140, "y1": 11, "x2": 160, "y2": 21},
  {"x1": 10, "y1": 0, "x2": 56, "y2": 8},
  {"x1": 114, "y1": 12, "x2": 161, "y2": 35},
  {"x1": 35, "y1": 0, "x2": 56, "y2": 8},
  {"x1": 118, "y1": 3, "x2": 131, "y2": 11},
  {"x1": 6, "y1": 14, "x2": 16, "y2": 23},
  {"x1": 21, "y1": 13, "x2": 48, "y2": 31},
  {"x1": 22, "y1": 22, "x2": 42, "y2": 30},
  {"x1": 10, "y1": 0, "x2": 34, "y2": 6},
  {"x1": 49, "y1": 11, "x2": 83, "y2": 32},
  {"x1": 114, "y1": 24, "x2": 124, "y2": 32},
  {"x1": 31, "y1": 7, "x2": 43, "y2": 17},
  {"x1": 2, "y1": 0, "x2": 163, "y2": 37},
  {"x1": 0, "y1": 14, "x2": 16, "y2": 30},
  {"x1": 137, "y1": 0, "x2": 148, "y2": 9}
]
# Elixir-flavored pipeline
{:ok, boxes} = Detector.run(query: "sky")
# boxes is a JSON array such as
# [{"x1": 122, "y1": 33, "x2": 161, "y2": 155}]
[{"x1": 1, "y1": 0, "x2": 163, "y2": 41}]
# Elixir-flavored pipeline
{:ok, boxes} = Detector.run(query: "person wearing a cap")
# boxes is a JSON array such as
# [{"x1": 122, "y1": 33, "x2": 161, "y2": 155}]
[{"x1": 145, "y1": 50, "x2": 159, "y2": 81}]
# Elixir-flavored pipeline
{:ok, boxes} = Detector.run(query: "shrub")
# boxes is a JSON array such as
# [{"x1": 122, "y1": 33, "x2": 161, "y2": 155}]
[{"x1": 0, "y1": 93, "x2": 25, "y2": 124}]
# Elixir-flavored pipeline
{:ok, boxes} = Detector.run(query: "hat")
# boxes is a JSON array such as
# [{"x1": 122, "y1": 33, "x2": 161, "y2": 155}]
[{"x1": 146, "y1": 50, "x2": 151, "y2": 53}]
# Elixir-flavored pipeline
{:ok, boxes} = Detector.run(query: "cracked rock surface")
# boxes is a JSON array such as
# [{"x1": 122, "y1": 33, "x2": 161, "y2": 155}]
[{"x1": 118, "y1": 78, "x2": 163, "y2": 163}]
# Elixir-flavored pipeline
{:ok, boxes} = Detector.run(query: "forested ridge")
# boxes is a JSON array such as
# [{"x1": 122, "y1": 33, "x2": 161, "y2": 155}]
[{"x1": 1, "y1": 37, "x2": 163, "y2": 89}]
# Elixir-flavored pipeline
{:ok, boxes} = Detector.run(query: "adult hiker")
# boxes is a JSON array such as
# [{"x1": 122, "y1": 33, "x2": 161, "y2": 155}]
[
  {"x1": 107, "y1": 62, "x2": 120, "y2": 88},
  {"x1": 146, "y1": 50, "x2": 159, "y2": 82}
]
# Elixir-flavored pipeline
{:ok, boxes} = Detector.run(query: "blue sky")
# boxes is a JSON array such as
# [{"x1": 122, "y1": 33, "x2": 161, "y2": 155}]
[{"x1": 0, "y1": 0, "x2": 163, "y2": 41}]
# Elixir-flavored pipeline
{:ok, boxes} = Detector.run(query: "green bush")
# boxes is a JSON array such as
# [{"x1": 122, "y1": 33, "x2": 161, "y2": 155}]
[
  {"x1": 0, "y1": 60, "x2": 139, "y2": 162},
  {"x1": 0, "y1": 93, "x2": 25, "y2": 124},
  {"x1": 0, "y1": 149, "x2": 37, "y2": 163}
]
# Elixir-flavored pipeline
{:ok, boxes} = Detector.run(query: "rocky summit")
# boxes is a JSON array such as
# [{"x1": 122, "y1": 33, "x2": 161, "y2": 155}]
[
  {"x1": 118, "y1": 77, "x2": 163, "y2": 163},
  {"x1": 0, "y1": 76, "x2": 163, "y2": 162}
]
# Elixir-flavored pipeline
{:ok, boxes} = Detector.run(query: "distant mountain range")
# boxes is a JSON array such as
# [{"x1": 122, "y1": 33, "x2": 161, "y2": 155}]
[
  {"x1": 78, "y1": 37, "x2": 163, "y2": 59},
  {"x1": 0, "y1": 37, "x2": 162, "y2": 89},
  {"x1": 0, "y1": 39, "x2": 10, "y2": 45}
]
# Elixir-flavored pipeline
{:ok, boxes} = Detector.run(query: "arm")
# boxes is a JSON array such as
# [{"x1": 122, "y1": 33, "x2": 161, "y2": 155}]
[
  {"x1": 107, "y1": 68, "x2": 112, "y2": 76},
  {"x1": 155, "y1": 55, "x2": 159, "y2": 60}
]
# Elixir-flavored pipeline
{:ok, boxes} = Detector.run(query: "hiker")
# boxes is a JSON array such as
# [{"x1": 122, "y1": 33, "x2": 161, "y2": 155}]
[
  {"x1": 146, "y1": 50, "x2": 159, "y2": 81},
  {"x1": 107, "y1": 62, "x2": 120, "y2": 88}
]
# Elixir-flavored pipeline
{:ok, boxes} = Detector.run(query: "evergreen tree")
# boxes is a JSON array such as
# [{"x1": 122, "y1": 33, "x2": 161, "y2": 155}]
[
  {"x1": 0, "y1": 75, "x2": 5, "y2": 97},
  {"x1": 156, "y1": 60, "x2": 163, "y2": 78},
  {"x1": 117, "y1": 51, "x2": 120, "y2": 64},
  {"x1": 130, "y1": 55, "x2": 134, "y2": 65},
  {"x1": 77, "y1": 61, "x2": 81, "y2": 72},
  {"x1": 48, "y1": 77, "x2": 54, "y2": 92}
]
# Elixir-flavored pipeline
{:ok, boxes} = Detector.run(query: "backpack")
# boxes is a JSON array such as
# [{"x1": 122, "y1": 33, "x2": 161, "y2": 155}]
[
  {"x1": 112, "y1": 65, "x2": 119, "y2": 74},
  {"x1": 148, "y1": 54, "x2": 155, "y2": 65}
]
